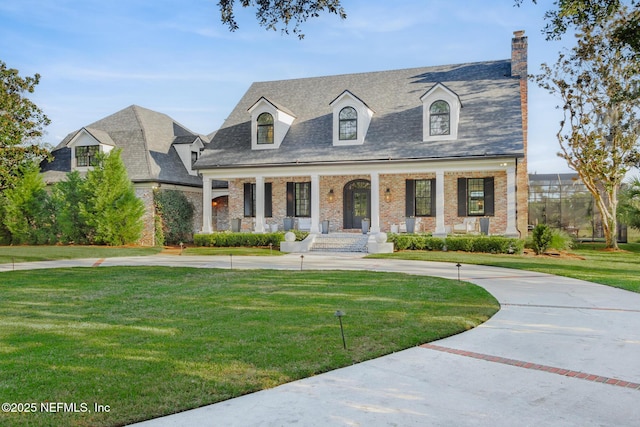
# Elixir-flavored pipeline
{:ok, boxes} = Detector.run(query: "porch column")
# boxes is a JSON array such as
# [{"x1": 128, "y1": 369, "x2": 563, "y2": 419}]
[
  {"x1": 310, "y1": 174, "x2": 320, "y2": 233},
  {"x1": 370, "y1": 172, "x2": 381, "y2": 234},
  {"x1": 201, "y1": 176, "x2": 213, "y2": 233},
  {"x1": 434, "y1": 170, "x2": 447, "y2": 237},
  {"x1": 254, "y1": 175, "x2": 265, "y2": 233},
  {"x1": 505, "y1": 166, "x2": 519, "y2": 237}
]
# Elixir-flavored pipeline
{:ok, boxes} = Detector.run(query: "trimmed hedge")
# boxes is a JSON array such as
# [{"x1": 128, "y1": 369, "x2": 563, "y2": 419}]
[
  {"x1": 387, "y1": 233, "x2": 524, "y2": 254},
  {"x1": 194, "y1": 231, "x2": 309, "y2": 248}
]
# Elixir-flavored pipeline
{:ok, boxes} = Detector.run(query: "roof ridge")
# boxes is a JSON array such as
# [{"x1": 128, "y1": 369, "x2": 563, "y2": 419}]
[
  {"x1": 131, "y1": 105, "x2": 154, "y2": 178},
  {"x1": 253, "y1": 59, "x2": 511, "y2": 84}
]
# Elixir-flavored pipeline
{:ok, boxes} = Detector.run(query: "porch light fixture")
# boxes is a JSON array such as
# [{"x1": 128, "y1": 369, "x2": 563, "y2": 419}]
[
  {"x1": 328, "y1": 189, "x2": 335, "y2": 202},
  {"x1": 384, "y1": 188, "x2": 391, "y2": 202}
]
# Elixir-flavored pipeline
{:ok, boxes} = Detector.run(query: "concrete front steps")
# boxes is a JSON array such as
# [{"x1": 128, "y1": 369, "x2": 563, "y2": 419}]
[
  {"x1": 280, "y1": 232, "x2": 394, "y2": 254},
  {"x1": 310, "y1": 233, "x2": 370, "y2": 253}
]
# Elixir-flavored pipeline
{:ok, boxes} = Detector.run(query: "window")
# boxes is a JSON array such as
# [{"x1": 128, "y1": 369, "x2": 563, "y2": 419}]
[
  {"x1": 257, "y1": 113, "x2": 274, "y2": 144},
  {"x1": 468, "y1": 178, "x2": 485, "y2": 215},
  {"x1": 429, "y1": 101, "x2": 450, "y2": 136},
  {"x1": 339, "y1": 107, "x2": 357, "y2": 140},
  {"x1": 191, "y1": 151, "x2": 198, "y2": 168},
  {"x1": 243, "y1": 183, "x2": 272, "y2": 217},
  {"x1": 286, "y1": 182, "x2": 311, "y2": 217},
  {"x1": 75, "y1": 145, "x2": 99, "y2": 167},
  {"x1": 405, "y1": 179, "x2": 435, "y2": 217},
  {"x1": 457, "y1": 177, "x2": 495, "y2": 217}
]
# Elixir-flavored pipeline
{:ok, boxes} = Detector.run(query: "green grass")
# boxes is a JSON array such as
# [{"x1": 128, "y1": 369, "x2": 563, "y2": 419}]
[
  {"x1": 0, "y1": 245, "x2": 162, "y2": 264},
  {"x1": 0, "y1": 267, "x2": 497, "y2": 427},
  {"x1": 368, "y1": 242, "x2": 640, "y2": 293},
  {"x1": 182, "y1": 246, "x2": 284, "y2": 256}
]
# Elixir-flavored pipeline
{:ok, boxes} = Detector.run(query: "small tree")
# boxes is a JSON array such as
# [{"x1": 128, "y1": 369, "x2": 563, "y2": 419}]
[
  {"x1": 51, "y1": 171, "x2": 93, "y2": 244},
  {"x1": 536, "y1": 5, "x2": 640, "y2": 249},
  {"x1": 83, "y1": 149, "x2": 145, "y2": 245},
  {"x1": 1, "y1": 162, "x2": 49, "y2": 244},
  {"x1": 531, "y1": 224, "x2": 553, "y2": 255}
]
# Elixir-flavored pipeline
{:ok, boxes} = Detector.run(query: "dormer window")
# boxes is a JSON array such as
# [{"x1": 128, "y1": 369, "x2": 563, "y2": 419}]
[
  {"x1": 257, "y1": 112, "x2": 275, "y2": 144},
  {"x1": 248, "y1": 97, "x2": 295, "y2": 150},
  {"x1": 339, "y1": 107, "x2": 357, "y2": 140},
  {"x1": 66, "y1": 128, "x2": 115, "y2": 171},
  {"x1": 330, "y1": 90, "x2": 374, "y2": 146},
  {"x1": 75, "y1": 145, "x2": 99, "y2": 167},
  {"x1": 421, "y1": 83, "x2": 461, "y2": 142},
  {"x1": 429, "y1": 101, "x2": 450, "y2": 136}
]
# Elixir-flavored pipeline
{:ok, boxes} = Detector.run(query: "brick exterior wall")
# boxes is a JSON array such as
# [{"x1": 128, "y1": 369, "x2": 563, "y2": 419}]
[{"x1": 225, "y1": 170, "x2": 512, "y2": 235}]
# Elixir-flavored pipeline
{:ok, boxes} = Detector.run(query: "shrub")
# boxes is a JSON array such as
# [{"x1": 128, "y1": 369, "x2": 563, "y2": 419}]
[
  {"x1": 549, "y1": 229, "x2": 574, "y2": 251},
  {"x1": 531, "y1": 224, "x2": 553, "y2": 255},
  {"x1": 193, "y1": 232, "x2": 303, "y2": 248},
  {"x1": 154, "y1": 189, "x2": 195, "y2": 245},
  {"x1": 445, "y1": 236, "x2": 474, "y2": 252},
  {"x1": 387, "y1": 233, "x2": 522, "y2": 254}
]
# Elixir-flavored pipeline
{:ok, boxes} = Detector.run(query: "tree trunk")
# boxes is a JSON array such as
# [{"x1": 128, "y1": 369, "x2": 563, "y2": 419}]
[{"x1": 593, "y1": 185, "x2": 619, "y2": 250}]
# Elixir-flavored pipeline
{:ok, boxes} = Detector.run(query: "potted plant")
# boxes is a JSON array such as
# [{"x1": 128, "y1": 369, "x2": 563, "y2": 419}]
[
  {"x1": 405, "y1": 216, "x2": 416, "y2": 234},
  {"x1": 361, "y1": 218, "x2": 370, "y2": 234},
  {"x1": 283, "y1": 217, "x2": 294, "y2": 231},
  {"x1": 480, "y1": 216, "x2": 490, "y2": 235}
]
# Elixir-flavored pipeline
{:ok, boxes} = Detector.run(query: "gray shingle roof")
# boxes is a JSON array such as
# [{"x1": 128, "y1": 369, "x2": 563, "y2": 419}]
[
  {"x1": 44, "y1": 105, "x2": 202, "y2": 187},
  {"x1": 196, "y1": 60, "x2": 524, "y2": 169}
]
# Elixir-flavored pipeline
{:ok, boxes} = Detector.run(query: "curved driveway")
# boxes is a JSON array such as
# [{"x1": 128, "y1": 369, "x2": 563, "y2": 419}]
[{"x1": 3, "y1": 253, "x2": 640, "y2": 426}]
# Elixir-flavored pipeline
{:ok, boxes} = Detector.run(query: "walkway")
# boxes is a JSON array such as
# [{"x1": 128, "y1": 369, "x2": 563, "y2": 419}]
[{"x1": 3, "y1": 253, "x2": 640, "y2": 426}]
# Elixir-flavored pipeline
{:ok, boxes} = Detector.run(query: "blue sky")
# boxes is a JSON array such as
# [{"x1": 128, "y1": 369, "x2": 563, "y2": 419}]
[{"x1": 1, "y1": 0, "x2": 574, "y2": 173}]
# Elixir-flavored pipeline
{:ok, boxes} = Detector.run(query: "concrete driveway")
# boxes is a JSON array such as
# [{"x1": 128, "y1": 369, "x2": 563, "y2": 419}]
[{"x1": 3, "y1": 253, "x2": 639, "y2": 426}]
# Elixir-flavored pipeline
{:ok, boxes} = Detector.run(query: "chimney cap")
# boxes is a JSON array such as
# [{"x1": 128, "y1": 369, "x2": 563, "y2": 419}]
[{"x1": 513, "y1": 30, "x2": 526, "y2": 38}]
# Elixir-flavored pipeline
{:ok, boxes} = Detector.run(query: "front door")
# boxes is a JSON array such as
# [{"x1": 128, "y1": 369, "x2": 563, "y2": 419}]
[{"x1": 343, "y1": 180, "x2": 371, "y2": 230}]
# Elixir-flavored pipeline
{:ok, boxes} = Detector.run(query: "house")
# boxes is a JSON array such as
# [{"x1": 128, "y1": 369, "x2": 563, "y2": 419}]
[
  {"x1": 40, "y1": 105, "x2": 209, "y2": 245},
  {"x1": 194, "y1": 31, "x2": 529, "y2": 251}
]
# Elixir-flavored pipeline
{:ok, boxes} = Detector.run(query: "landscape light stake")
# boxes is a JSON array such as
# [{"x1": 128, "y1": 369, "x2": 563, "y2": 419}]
[
  {"x1": 179, "y1": 242, "x2": 184, "y2": 256},
  {"x1": 269, "y1": 243, "x2": 273, "y2": 255},
  {"x1": 335, "y1": 310, "x2": 347, "y2": 349},
  {"x1": 300, "y1": 255, "x2": 304, "y2": 271},
  {"x1": 456, "y1": 263, "x2": 462, "y2": 283},
  {"x1": 230, "y1": 254, "x2": 233, "y2": 270}
]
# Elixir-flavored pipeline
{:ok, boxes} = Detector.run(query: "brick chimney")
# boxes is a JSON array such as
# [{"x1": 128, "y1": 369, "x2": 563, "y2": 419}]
[
  {"x1": 511, "y1": 30, "x2": 528, "y2": 237},
  {"x1": 511, "y1": 30, "x2": 528, "y2": 79}
]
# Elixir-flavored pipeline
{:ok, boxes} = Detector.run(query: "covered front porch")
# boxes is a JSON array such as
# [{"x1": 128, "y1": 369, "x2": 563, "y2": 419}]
[{"x1": 199, "y1": 159, "x2": 520, "y2": 244}]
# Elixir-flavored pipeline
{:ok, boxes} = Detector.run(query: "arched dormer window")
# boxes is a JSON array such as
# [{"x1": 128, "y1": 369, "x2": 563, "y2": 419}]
[
  {"x1": 429, "y1": 101, "x2": 450, "y2": 136},
  {"x1": 257, "y1": 112, "x2": 274, "y2": 144},
  {"x1": 339, "y1": 107, "x2": 357, "y2": 140},
  {"x1": 421, "y1": 83, "x2": 461, "y2": 141}
]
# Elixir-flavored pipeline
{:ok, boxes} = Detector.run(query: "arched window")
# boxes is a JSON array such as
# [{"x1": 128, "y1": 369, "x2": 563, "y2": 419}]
[
  {"x1": 339, "y1": 107, "x2": 357, "y2": 140},
  {"x1": 429, "y1": 101, "x2": 450, "y2": 136},
  {"x1": 257, "y1": 112, "x2": 274, "y2": 144}
]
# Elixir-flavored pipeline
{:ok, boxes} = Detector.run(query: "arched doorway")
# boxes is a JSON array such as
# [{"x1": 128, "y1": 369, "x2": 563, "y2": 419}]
[
  {"x1": 343, "y1": 179, "x2": 371, "y2": 230},
  {"x1": 211, "y1": 195, "x2": 228, "y2": 231}
]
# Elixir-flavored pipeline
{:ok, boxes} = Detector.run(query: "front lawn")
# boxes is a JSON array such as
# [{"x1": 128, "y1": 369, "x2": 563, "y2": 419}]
[
  {"x1": 0, "y1": 267, "x2": 498, "y2": 427},
  {"x1": 0, "y1": 245, "x2": 162, "y2": 264},
  {"x1": 368, "y1": 242, "x2": 640, "y2": 293}
]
